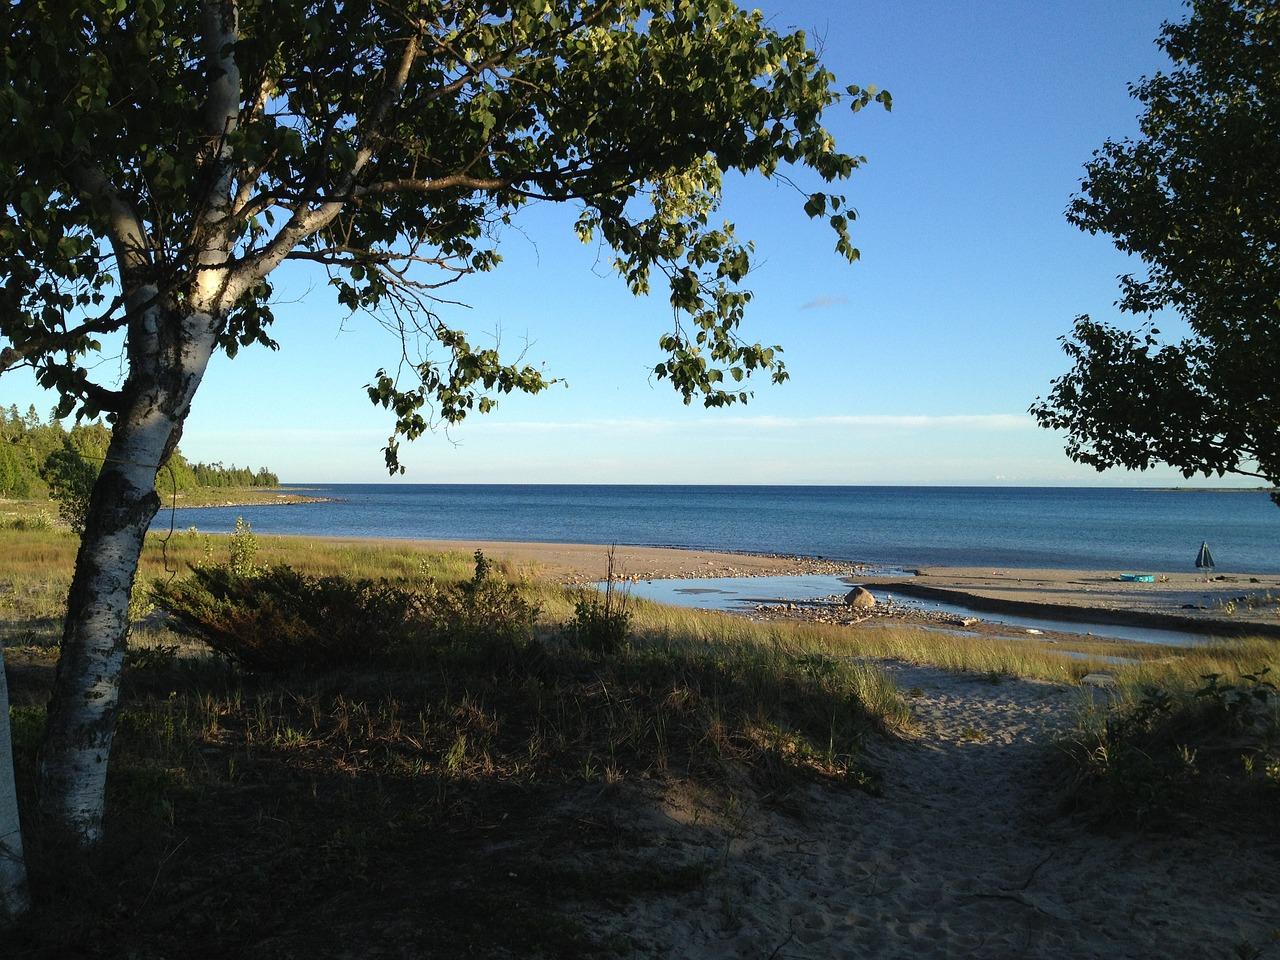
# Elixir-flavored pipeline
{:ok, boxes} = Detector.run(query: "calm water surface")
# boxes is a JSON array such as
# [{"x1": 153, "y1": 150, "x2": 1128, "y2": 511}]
[
  {"x1": 615, "y1": 573, "x2": 1216, "y2": 646},
  {"x1": 156, "y1": 484, "x2": 1280, "y2": 573}
]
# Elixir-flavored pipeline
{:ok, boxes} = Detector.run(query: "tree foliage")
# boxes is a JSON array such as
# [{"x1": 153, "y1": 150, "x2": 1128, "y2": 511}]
[
  {"x1": 0, "y1": 406, "x2": 277, "y2": 499},
  {"x1": 0, "y1": 0, "x2": 889, "y2": 470},
  {"x1": 0, "y1": 0, "x2": 889, "y2": 851},
  {"x1": 1032, "y1": 0, "x2": 1280, "y2": 497},
  {"x1": 41, "y1": 446, "x2": 98, "y2": 533}
]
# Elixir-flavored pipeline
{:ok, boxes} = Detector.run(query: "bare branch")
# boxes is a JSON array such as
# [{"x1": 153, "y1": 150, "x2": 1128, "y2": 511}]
[{"x1": 355, "y1": 174, "x2": 509, "y2": 196}]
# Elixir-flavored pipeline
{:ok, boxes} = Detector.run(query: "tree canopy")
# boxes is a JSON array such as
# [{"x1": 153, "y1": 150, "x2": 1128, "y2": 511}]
[
  {"x1": 0, "y1": 1, "x2": 890, "y2": 850},
  {"x1": 1032, "y1": 0, "x2": 1280, "y2": 497},
  {"x1": 1, "y1": 0, "x2": 889, "y2": 469},
  {"x1": 0, "y1": 407, "x2": 277, "y2": 499}
]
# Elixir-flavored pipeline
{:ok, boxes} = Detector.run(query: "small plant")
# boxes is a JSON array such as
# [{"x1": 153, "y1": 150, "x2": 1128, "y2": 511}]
[
  {"x1": 126, "y1": 643, "x2": 179, "y2": 672},
  {"x1": 228, "y1": 516, "x2": 259, "y2": 577},
  {"x1": 1195, "y1": 668, "x2": 1277, "y2": 735},
  {"x1": 566, "y1": 547, "x2": 632, "y2": 654},
  {"x1": 128, "y1": 576, "x2": 156, "y2": 623},
  {"x1": 1060, "y1": 668, "x2": 1280, "y2": 827}
]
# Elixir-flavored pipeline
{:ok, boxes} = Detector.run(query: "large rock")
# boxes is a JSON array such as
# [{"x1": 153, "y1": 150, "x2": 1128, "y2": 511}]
[{"x1": 844, "y1": 587, "x2": 876, "y2": 610}]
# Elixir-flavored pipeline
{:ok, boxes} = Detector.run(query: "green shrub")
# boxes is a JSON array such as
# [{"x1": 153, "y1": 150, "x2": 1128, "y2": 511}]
[
  {"x1": 125, "y1": 643, "x2": 179, "y2": 672},
  {"x1": 567, "y1": 588, "x2": 631, "y2": 654},
  {"x1": 1, "y1": 510, "x2": 52, "y2": 531},
  {"x1": 1061, "y1": 668, "x2": 1280, "y2": 827},
  {"x1": 153, "y1": 565, "x2": 432, "y2": 671},
  {"x1": 565, "y1": 548, "x2": 631, "y2": 654},
  {"x1": 41, "y1": 446, "x2": 97, "y2": 534},
  {"x1": 151, "y1": 551, "x2": 538, "y2": 673},
  {"x1": 228, "y1": 516, "x2": 259, "y2": 577},
  {"x1": 422, "y1": 551, "x2": 539, "y2": 653}
]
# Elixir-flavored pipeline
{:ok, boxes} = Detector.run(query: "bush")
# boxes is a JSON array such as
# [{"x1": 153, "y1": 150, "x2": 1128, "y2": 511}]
[
  {"x1": 0, "y1": 510, "x2": 52, "y2": 531},
  {"x1": 421, "y1": 551, "x2": 539, "y2": 653},
  {"x1": 567, "y1": 589, "x2": 631, "y2": 654},
  {"x1": 228, "y1": 516, "x2": 259, "y2": 577},
  {"x1": 1061, "y1": 668, "x2": 1280, "y2": 827},
  {"x1": 153, "y1": 565, "x2": 432, "y2": 671},
  {"x1": 152, "y1": 551, "x2": 538, "y2": 673},
  {"x1": 565, "y1": 548, "x2": 632, "y2": 654},
  {"x1": 41, "y1": 446, "x2": 97, "y2": 534}
]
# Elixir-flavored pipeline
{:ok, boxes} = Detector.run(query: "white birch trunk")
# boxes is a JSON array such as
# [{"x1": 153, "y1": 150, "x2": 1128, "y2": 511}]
[
  {"x1": 0, "y1": 641, "x2": 30, "y2": 918},
  {"x1": 39, "y1": 306, "x2": 218, "y2": 844}
]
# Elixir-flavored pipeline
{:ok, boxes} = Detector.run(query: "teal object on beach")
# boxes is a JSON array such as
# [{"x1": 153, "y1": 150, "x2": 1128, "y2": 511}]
[{"x1": 1120, "y1": 574, "x2": 1155, "y2": 583}]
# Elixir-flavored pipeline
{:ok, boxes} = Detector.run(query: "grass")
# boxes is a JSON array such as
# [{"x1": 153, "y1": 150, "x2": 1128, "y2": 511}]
[
  {"x1": 1, "y1": 521, "x2": 907, "y2": 958},
  {"x1": 1058, "y1": 666, "x2": 1280, "y2": 828},
  {"x1": 5, "y1": 517, "x2": 1280, "y2": 953}
]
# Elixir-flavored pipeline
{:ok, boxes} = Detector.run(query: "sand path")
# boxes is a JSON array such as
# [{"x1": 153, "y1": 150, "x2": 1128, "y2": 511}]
[{"x1": 599, "y1": 665, "x2": 1280, "y2": 959}]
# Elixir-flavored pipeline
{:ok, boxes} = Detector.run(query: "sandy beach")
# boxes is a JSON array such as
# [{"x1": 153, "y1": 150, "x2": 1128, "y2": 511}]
[
  {"x1": 581, "y1": 664, "x2": 1280, "y2": 958},
  {"x1": 861, "y1": 566, "x2": 1280, "y2": 637},
  {"x1": 264, "y1": 535, "x2": 862, "y2": 582},
  {"x1": 325, "y1": 538, "x2": 1280, "y2": 639}
]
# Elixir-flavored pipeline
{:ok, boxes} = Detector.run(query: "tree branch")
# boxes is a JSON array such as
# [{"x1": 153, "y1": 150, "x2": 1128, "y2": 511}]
[
  {"x1": 191, "y1": 0, "x2": 243, "y2": 309},
  {"x1": 65, "y1": 164, "x2": 151, "y2": 277},
  {"x1": 228, "y1": 25, "x2": 424, "y2": 289},
  {"x1": 0, "y1": 309, "x2": 126, "y2": 376},
  {"x1": 355, "y1": 173, "x2": 508, "y2": 196}
]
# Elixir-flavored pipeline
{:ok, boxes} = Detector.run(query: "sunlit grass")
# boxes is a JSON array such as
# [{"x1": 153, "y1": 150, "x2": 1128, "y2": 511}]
[{"x1": 4, "y1": 519, "x2": 1276, "y2": 698}]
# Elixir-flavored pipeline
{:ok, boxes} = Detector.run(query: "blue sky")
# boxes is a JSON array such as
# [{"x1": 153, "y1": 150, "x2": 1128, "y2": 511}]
[{"x1": 8, "y1": 0, "x2": 1231, "y2": 486}]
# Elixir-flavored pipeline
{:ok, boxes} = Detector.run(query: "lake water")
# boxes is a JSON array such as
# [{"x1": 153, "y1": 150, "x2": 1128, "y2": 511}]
[
  {"x1": 614, "y1": 573, "x2": 1215, "y2": 646},
  {"x1": 156, "y1": 484, "x2": 1280, "y2": 573}
]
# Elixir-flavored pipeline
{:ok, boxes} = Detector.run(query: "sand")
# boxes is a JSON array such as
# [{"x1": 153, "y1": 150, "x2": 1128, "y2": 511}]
[
  {"x1": 862, "y1": 566, "x2": 1280, "y2": 636},
  {"x1": 297, "y1": 536, "x2": 859, "y2": 583},
  {"x1": 583, "y1": 665, "x2": 1280, "y2": 958}
]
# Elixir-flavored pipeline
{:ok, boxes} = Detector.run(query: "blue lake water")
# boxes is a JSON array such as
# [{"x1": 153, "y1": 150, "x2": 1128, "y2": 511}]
[
  {"x1": 155, "y1": 484, "x2": 1280, "y2": 573},
  {"x1": 614, "y1": 574, "x2": 1214, "y2": 646}
]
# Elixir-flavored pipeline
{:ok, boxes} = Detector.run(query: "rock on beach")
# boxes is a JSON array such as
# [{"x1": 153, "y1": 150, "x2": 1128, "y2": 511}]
[{"x1": 844, "y1": 587, "x2": 876, "y2": 610}]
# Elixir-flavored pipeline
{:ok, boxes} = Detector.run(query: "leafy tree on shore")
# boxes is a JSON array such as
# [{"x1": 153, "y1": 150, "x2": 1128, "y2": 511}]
[
  {"x1": 0, "y1": 0, "x2": 888, "y2": 862},
  {"x1": 1032, "y1": 0, "x2": 1280, "y2": 499},
  {"x1": 0, "y1": 409, "x2": 277, "y2": 500}
]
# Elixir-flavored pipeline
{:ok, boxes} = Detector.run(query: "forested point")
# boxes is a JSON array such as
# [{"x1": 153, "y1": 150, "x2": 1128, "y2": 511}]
[{"x1": 0, "y1": 404, "x2": 278, "y2": 498}]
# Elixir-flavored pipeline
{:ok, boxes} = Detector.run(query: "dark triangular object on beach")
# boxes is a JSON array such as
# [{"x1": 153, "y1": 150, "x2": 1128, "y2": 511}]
[{"x1": 1195, "y1": 541, "x2": 1215, "y2": 570}]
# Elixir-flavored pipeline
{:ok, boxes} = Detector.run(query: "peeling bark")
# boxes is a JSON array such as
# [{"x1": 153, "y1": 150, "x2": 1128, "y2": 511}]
[
  {"x1": 0, "y1": 641, "x2": 29, "y2": 919},
  {"x1": 39, "y1": 305, "x2": 219, "y2": 844}
]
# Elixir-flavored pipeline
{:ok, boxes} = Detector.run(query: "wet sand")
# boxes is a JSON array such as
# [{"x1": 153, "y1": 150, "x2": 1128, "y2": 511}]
[{"x1": 861, "y1": 566, "x2": 1280, "y2": 637}]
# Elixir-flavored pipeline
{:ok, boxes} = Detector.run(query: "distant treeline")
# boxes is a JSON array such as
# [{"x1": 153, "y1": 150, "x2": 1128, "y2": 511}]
[
  {"x1": 190, "y1": 462, "x2": 278, "y2": 488},
  {"x1": 0, "y1": 405, "x2": 278, "y2": 499}
]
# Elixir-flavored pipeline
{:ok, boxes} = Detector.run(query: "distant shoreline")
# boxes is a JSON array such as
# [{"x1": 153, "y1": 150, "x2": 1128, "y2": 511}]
[
  {"x1": 278, "y1": 481, "x2": 1275, "y2": 492},
  {"x1": 164, "y1": 485, "x2": 334, "y2": 509}
]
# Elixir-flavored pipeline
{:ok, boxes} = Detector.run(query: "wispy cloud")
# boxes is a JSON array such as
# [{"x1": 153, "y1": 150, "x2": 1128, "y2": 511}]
[
  {"x1": 800, "y1": 294, "x2": 849, "y2": 311},
  {"x1": 473, "y1": 413, "x2": 1035, "y2": 434}
]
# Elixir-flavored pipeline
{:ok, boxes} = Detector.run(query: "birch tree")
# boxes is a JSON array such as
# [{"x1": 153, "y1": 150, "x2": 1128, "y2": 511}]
[
  {"x1": 0, "y1": 642, "x2": 30, "y2": 918},
  {"x1": 0, "y1": 0, "x2": 888, "y2": 850}
]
